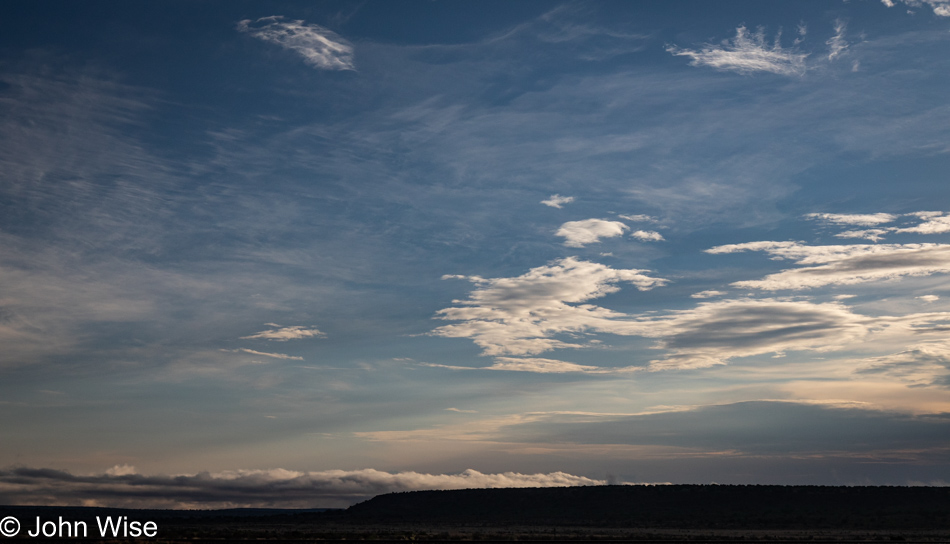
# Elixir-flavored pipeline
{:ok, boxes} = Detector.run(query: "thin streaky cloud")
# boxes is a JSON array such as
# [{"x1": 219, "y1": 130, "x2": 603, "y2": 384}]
[
  {"x1": 827, "y1": 20, "x2": 849, "y2": 61},
  {"x1": 666, "y1": 26, "x2": 807, "y2": 76},
  {"x1": 241, "y1": 325, "x2": 326, "y2": 341},
  {"x1": 237, "y1": 16, "x2": 355, "y2": 71},
  {"x1": 707, "y1": 241, "x2": 950, "y2": 290},
  {"x1": 618, "y1": 214, "x2": 657, "y2": 223},
  {"x1": 238, "y1": 348, "x2": 304, "y2": 361},
  {"x1": 805, "y1": 212, "x2": 898, "y2": 226},
  {"x1": 426, "y1": 357, "x2": 640, "y2": 374},
  {"x1": 541, "y1": 194, "x2": 575, "y2": 208}
]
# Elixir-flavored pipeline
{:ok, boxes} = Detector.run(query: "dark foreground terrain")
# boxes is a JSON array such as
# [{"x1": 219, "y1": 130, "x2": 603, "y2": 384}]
[{"x1": 4, "y1": 485, "x2": 950, "y2": 542}]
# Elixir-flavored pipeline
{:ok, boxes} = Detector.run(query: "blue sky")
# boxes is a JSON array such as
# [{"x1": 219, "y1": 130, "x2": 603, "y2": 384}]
[{"x1": 2, "y1": 0, "x2": 950, "y2": 508}]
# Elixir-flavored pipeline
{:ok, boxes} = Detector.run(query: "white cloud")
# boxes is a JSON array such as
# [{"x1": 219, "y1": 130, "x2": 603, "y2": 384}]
[
  {"x1": 0, "y1": 467, "x2": 602, "y2": 509},
  {"x1": 707, "y1": 241, "x2": 950, "y2": 290},
  {"x1": 918, "y1": 295, "x2": 940, "y2": 302},
  {"x1": 835, "y1": 228, "x2": 890, "y2": 242},
  {"x1": 691, "y1": 290, "x2": 727, "y2": 299},
  {"x1": 805, "y1": 212, "x2": 898, "y2": 226},
  {"x1": 807, "y1": 212, "x2": 950, "y2": 242},
  {"x1": 237, "y1": 348, "x2": 303, "y2": 361},
  {"x1": 237, "y1": 16, "x2": 355, "y2": 71},
  {"x1": 881, "y1": 0, "x2": 950, "y2": 16},
  {"x1": 241, "y1": 325, "x2": 325, "y2": 341},
  {"x1": 631, "y1": 230, "x2": 664, "y2": 242},
  {"x1": 556, "y1": 219, "x2": 628, "y2": 247},
  {"x1": 826, "y1": 20, "x2": 849, "y2": 61},
  {"x1": 432, "y1": 257, "x2": 666, "y2": 356},
  {"x1": 541, "y1": 194, "x2": 575, "y2": 208},
  {"x1": 666, "y1": 26, "x2": 808, "y2": 76},
  {"x1": 896, "y1": 213, "x2": 950, "y2": 234},
  {"x1": 618, "y1": 214, "x2": 657, "y2": 222}
]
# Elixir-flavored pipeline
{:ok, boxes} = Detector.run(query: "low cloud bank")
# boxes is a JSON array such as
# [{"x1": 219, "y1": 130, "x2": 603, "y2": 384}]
[{"x1": 0, "y1": 467, "x2": 603, "y2": 509}]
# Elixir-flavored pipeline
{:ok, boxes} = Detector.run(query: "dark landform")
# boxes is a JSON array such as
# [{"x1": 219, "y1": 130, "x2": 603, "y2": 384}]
[{"x1": 4, "y1": 485, "x2": 950, "y2": 542}]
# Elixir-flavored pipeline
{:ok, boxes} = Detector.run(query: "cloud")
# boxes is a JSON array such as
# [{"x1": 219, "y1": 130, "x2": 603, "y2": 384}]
[
  {"x1": 666, "y1": 26, "x2": 807, "y2": 76},
  {"x1": 807, "y1": 212, "x2": 950, "y2": 241},
  {"x1": 0, "y1": 467, "x2": 603, "y2": 509},
  {"x1": 237, "y1": 16, "x2": 355, "y2": 71},
  {"x1": 556, "y1": 219, "x2": 628, "y2": 247},
  {"x1": 918, "y1": 295, "x2": 940, "y2": 302},
  {"x1": 827, "y1": 20, "x2": 849, "y2": 61},
  {"x1": 426, "y1": 357, "x2": 639, "y2": 374},
  {"x1": 896, "y1": 213, "x2": 950, "y2": 234},
  {"x1": 691, "y1": 290, "x2": 727, "y2": 299},
  {"x1": 541, "y1": 194, "x2": 575, "y2": 208},
  {"x1": 707, "y1": 241, "x2": 950, "y2": 290},
  {"x1": 631, "y1": 230, "x2": 664, "y2": 242},
  {"x1": 432, "y1": 257, "x2": 666, "y2": 356},
  {"x1": 881, "y1": 0, "x2": 950, "y2": 16},
  {"x1": 637, "y1": 298, "x2": 871, "y2": 370},
  {"x1": 241, "y1": 325, "x2": 325, "y2": 341},
  {"x1": 805, "y1": 212, "x2": 898, "y2": 226},
  {"x1": 237, "y1": 348, "x2": 303, "y2": 361},
  {"x1": 500, "y1": 400, "x2": 950, "y2": 457},
  {"x1": 105, "y1": 464, "x2": 137, "y2": 477},
  {"x1": 856, "y1": 341, "x2": 950, "y2": 387},
  {"x1": 618, "y1": 214, "x2": 657, "y2": 222},
  {"x1": 835, "y1": 229, "x2": 891, "y2": 242}
]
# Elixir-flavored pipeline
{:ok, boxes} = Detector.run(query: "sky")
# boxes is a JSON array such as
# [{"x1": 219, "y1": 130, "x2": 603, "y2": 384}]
[{"x1": 1, "y1": 0, "x2": 950, "y2": 509}]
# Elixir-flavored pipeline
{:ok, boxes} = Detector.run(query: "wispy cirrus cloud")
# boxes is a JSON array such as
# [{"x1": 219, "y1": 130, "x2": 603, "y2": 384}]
[
  {"x1": 432, "y1": 257, "x2": 666, "y2": 356},
  {"x1": 541, "y1": 194, "x2": 574, "y2": 208},
  {"x1": 0, "y1": 467, "x2": 602, "y2": 509},
  {"x1": 425, "y1": 356, "x2": 639, "y2": 374},
  {"x1": 618, "y1": 214, "x2": 657, "y2": 223},
  {"x1": 805, "y1": 212, "x2": 898, "y2": 226},
  {"x1": 241, "y1": 325, "x2": 325, "y2": 341},
  {"x1": 806, "y1": 212, "x2": 950, "y2": 241},
  {"x1": 236, "y1": 348, "x2": 303, "y2": 361},
  {"x1": 827, "y1": 19, "x2": 849, "y2": 61},
  {"x1": 707, "y1": 241, "x2": 950, "y2": 290},
  {"x1": 237, "y1": 16, "x2": 355, "y2": 71},
  {"x1": 556, "y1": 219, "x2": 628, "y2": 247},
  {"x1": 666, "y1": 26, "x2": 808, "y2": 76}
]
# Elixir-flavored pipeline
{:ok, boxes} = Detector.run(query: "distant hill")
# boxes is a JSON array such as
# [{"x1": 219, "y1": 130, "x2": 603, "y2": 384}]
[{"x1": 345, "y1": 485, "x2": 950, "y2": 529}]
